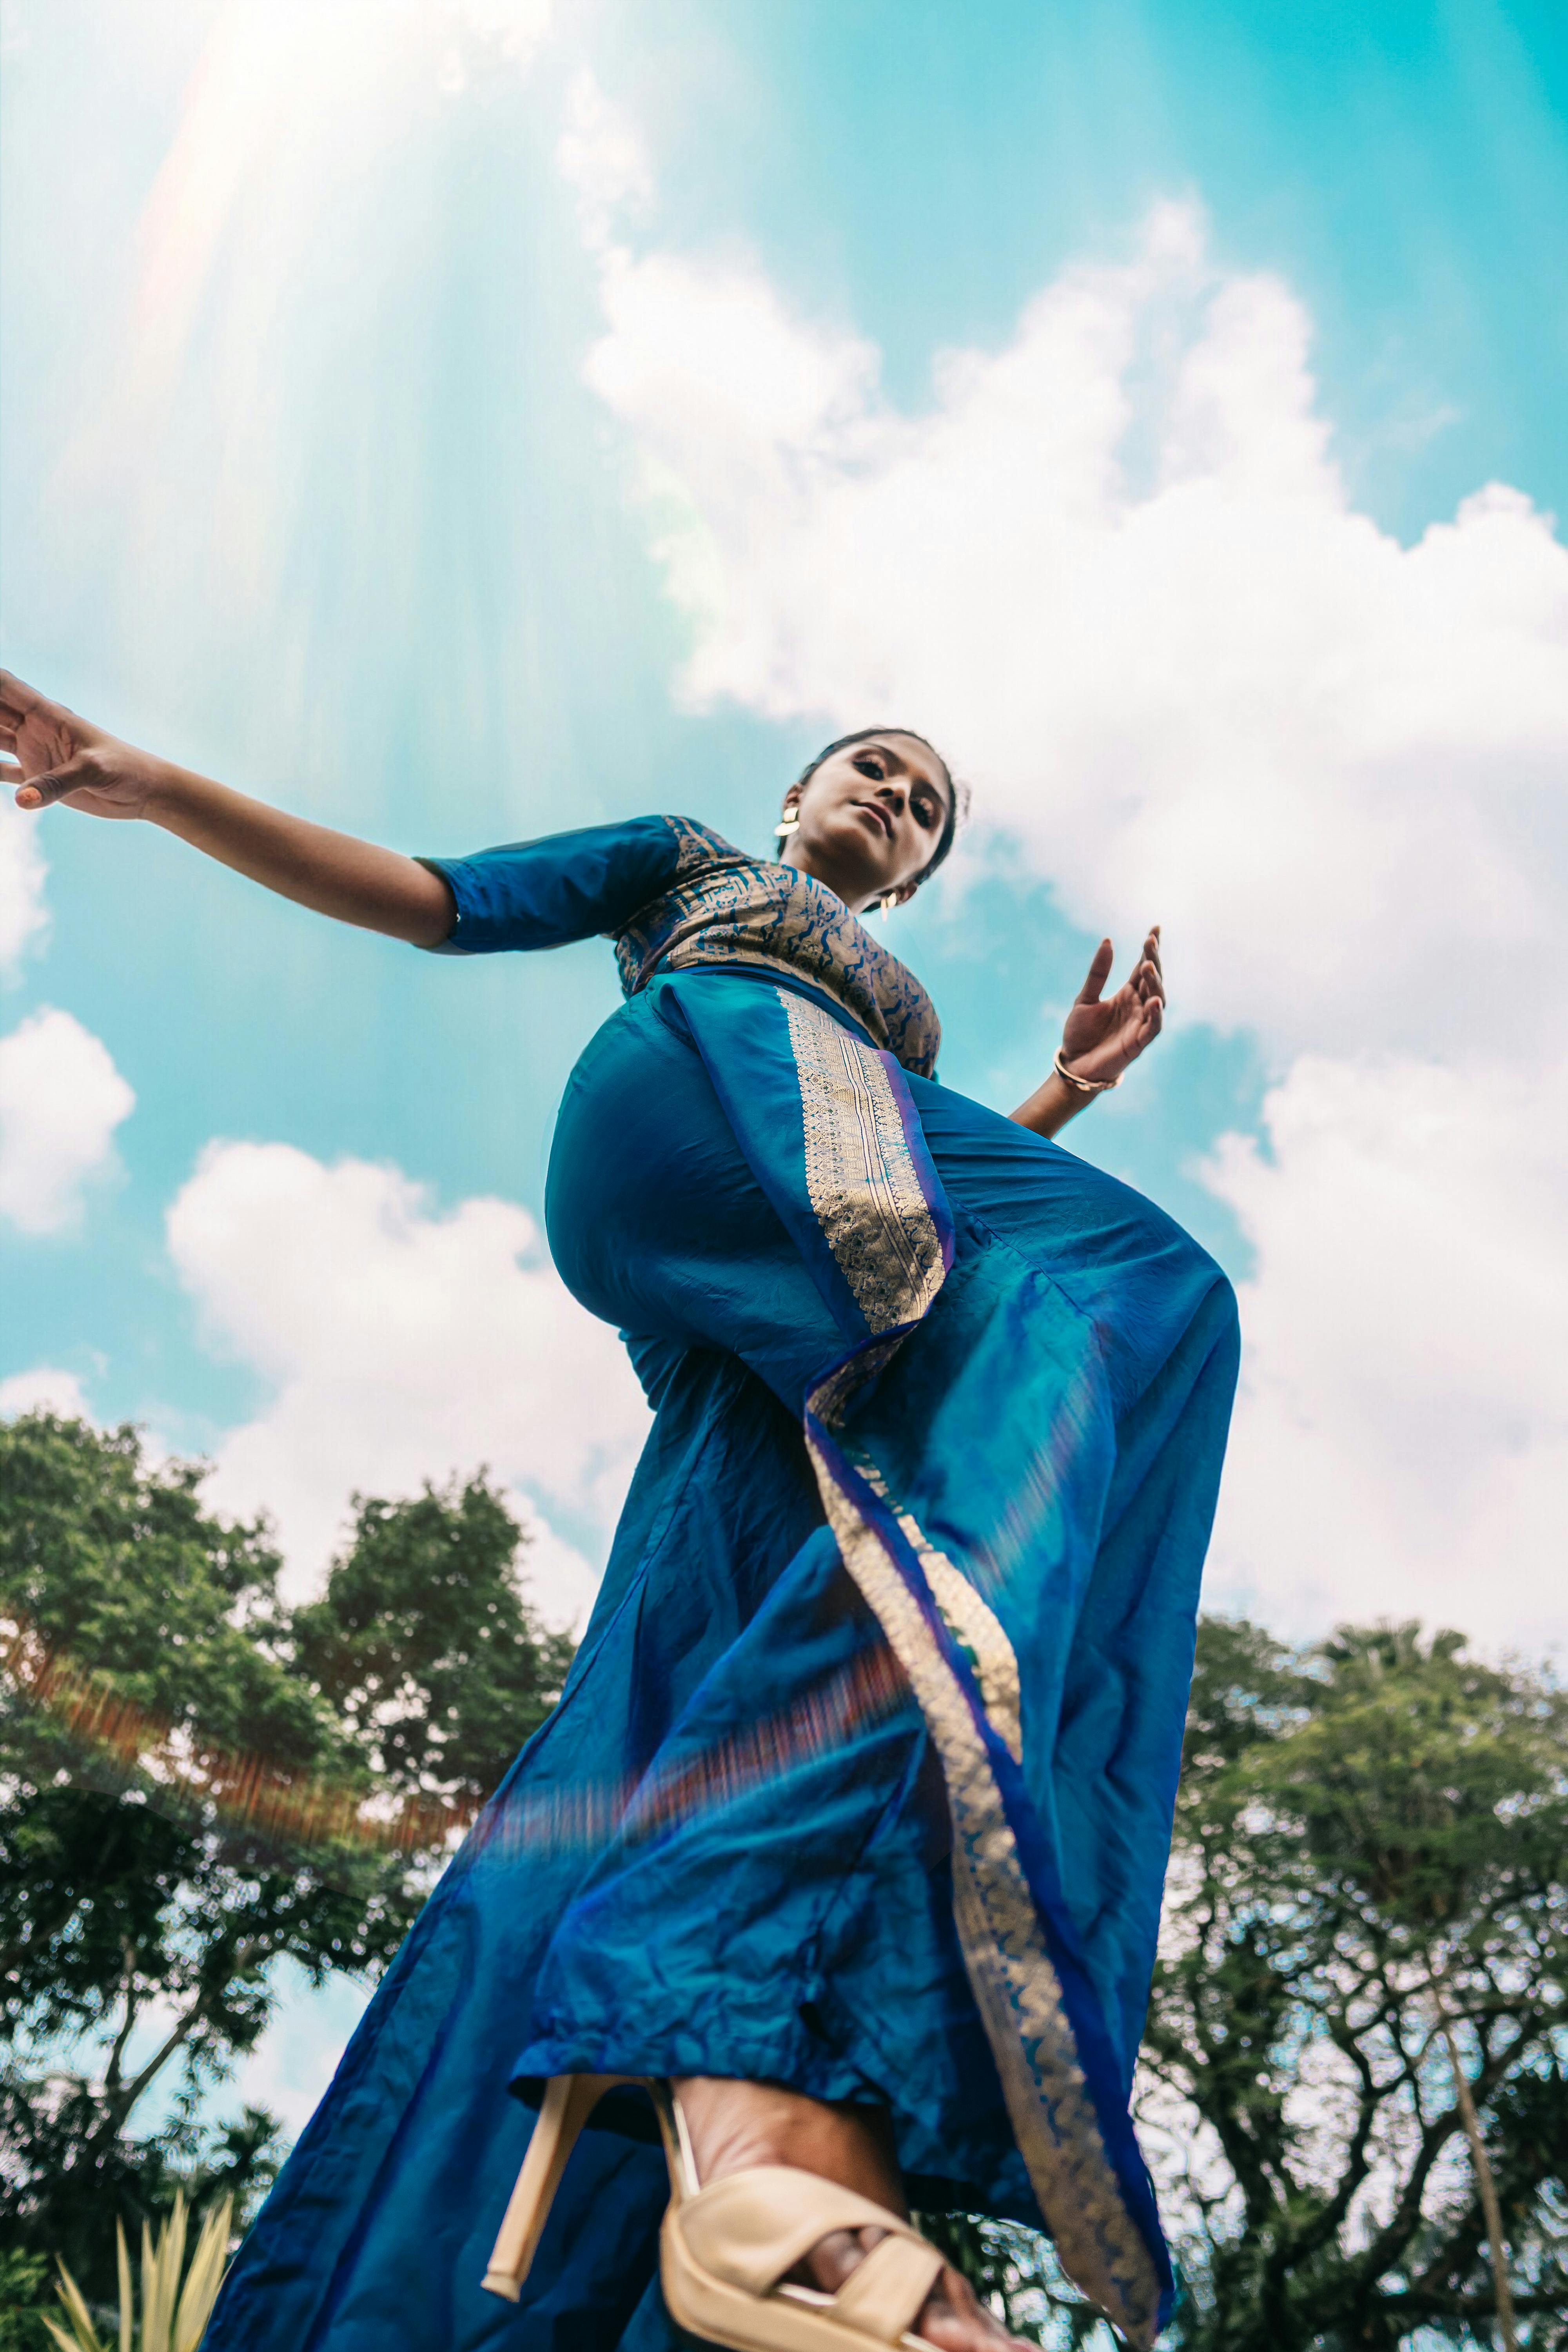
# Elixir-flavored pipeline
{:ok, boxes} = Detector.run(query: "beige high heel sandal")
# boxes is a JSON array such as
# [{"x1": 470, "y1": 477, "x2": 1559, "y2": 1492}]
[{"x1": 483, "y1": 2073, "x2": 948, "y2": 2352}]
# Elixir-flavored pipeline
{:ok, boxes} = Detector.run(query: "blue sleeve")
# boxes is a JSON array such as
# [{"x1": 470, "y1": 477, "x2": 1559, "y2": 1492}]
[{"x1": 416, "y1": 815, "x2": 697, "y2": 955}]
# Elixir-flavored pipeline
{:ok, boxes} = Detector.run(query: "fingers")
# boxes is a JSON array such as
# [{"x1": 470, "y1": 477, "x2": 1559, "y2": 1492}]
[
  {"x1": 12, "y1": 766, "x2": 91, "y2": 810},
  {"x1": 1116, "y1": 976, "x2": 1163, "y2": 1065},
  {"x1": 0, "y1": 670, "x2": 41, "y2": 724},
  {"x1": 1075, "y1": 937, "x2": 1114, "y2": 1005},
  {"x1": 1128, "y1": 997, "x2": 1163, "y2": 1056},
  {"x1": 0, "y1": 671, "x2": 82, "y2": 738},
  {"x1": 1131, "y1": 926, "x2": 1165, "y2": 1011}
]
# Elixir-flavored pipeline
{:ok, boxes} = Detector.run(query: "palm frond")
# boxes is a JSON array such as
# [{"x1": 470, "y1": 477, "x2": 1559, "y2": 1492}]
[
  {"x1": 173, "y1": 2197, "x2": 232, "y2": 2352},
  {"x1": 41, "y1": 2192, "x2": 234, "y2": 2352},
  {"x1": 45, "y1": 2258, "x2": 109, "y2": 2352},
  {"x1": 116, "y1": 2224, "x2": 132, "y2": 2352}
]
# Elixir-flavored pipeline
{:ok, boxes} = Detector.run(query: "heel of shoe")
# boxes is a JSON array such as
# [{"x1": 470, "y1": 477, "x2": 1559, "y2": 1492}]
[
  {"x1": 482, "y1": 2074, "x2": 633, "y2": 2301},
  {"x1": 646, "y1": 2079, "x2": 701, "y2": 2204}
]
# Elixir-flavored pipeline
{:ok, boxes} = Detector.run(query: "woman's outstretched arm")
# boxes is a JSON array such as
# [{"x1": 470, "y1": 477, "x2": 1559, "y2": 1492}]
[{"x1": 1, "y1": 669, "x2": 452, "y2": 947}]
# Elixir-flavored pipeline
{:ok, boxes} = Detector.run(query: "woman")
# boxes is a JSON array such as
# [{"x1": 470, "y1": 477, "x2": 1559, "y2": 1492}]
[{"x1": 3, "y1": 671, "x2": 1237, "y2": 2352}]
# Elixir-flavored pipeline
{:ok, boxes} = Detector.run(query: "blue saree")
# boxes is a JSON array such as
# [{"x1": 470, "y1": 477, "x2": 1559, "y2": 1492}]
[{"x1": 205, "y1": 818, "x2": 1238, "y2": 2352}]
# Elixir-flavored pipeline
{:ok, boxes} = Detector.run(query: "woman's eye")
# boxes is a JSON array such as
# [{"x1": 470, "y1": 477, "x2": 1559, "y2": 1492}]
[
  {"x1": 854, "y1": 754, "x2": 884, "y2": 777},
  {"x1": 913, "y1": 798, "x2": 935, "y2": 827}
]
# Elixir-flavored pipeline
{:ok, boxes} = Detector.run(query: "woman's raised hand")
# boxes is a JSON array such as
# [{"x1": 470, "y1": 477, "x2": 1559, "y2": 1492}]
[
  {"x1": 1058, "y1": 928, "x2": 1165, "y2": 1086},
  {"x1": 2, "y1": 669, "x2": 167, "y2": 820},
  {"x1": 1007, "y1": 928, "x2": 1164, "y2": 1138}
]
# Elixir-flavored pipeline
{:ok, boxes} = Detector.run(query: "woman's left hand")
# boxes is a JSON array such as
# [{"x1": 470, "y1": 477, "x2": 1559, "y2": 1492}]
[{"x1": 1058, "y1": 927, "x2": 1164, "y2": 1087}]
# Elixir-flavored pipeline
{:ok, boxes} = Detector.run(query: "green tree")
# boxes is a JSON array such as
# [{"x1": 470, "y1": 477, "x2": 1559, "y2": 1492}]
[
  {"x1": 290, "y1": 1475, "x2": 573, "y2": 1816},
  {"x1": 934, "y1": 1619, "x2": 1568, "y2": 2350},
  {"x1": 1145, "y1": 1617, "x2": 1568, "y2": 2350},
  {"x1": 0, "y1": 2253, "x2": 50, "y2": 2352},
  {"x1": 0, "y1": 1415, "x2": 569, "y2": 2325}
]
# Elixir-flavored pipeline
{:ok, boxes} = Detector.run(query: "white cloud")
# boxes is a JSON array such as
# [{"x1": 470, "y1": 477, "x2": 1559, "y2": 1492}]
[
  {"x1": 0, "y1": 822, "x2": 47, "y2": 973},
  {"x1": 557, "y1": 67, "x2": 653, "y2": 252},
  {"x1": 1204, "y1": 1055, "x2": 1568, "y2": 1653},
  {"x1": 0, "y1": 1008, "x2": 134, "y2": 1234},
  {"x1": 0, "y1": 1365, "x2": 93, "y2": 1419},
  {"x1": 574, "y1": 197, "x2": 1568, "y2": 1069},
  {"x1": 165, "y1": 1142, "x2": 649, "y2": 1626},
  {"x1": 452, "y1": 0, "x2": 551, "y2": 55},
  {"x1": 566, "y1": 162, "x2": 1568, "y2": 1648}
]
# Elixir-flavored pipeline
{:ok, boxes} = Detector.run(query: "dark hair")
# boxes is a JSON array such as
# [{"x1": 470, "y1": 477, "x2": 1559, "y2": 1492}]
[{"x1": 784, "y1": 726, "x2": 967, "y2": 887}]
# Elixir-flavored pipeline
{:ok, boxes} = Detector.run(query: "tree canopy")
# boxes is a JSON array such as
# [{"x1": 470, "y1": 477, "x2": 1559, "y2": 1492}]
[
  {"x1": 1148, "y1": 1617, "x2": 1568, "y2": 2349},
  {"x1": 290, "y1": 1476, "x2": 573, "y2": 1810},
  {"x1": 0, "y1": 1412, "x2": 570, "y2": 2327},
  {"x1": 947, "y1": 1617, "x2": 1568, "y2": 2348}
]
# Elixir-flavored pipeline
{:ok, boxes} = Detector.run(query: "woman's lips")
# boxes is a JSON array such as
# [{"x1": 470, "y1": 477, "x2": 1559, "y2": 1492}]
[{"x1": 853, "y1": 800, "x2": 893, "y2": 839}]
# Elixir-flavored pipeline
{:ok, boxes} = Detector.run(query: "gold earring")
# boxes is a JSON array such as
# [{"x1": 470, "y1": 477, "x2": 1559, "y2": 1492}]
[
  {"x1": 879, "y1": 891, "x2": 899, "y2": 920},
  {"x1": 775, "y1": 811, "x2": 800, "y2": 838}
]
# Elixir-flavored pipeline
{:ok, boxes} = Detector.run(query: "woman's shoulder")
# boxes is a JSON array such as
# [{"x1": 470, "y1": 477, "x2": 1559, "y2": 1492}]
[{"x1": 654, "y1": 814, "x2": 759, "y2": 875}]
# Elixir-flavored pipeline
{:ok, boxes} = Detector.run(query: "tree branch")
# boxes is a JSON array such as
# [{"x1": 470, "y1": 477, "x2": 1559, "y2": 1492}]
[
  {"x1": 100, "y1": 1937, "x2": 139, "y2": 2099},
  {"x1": 106, "y1": 2000, "x2": 204, "y2": 2131},
  {"x1": 1432, "y1": 1982, "x2": 1519, "y2": 2352},
  {"x1": 104, "y1": 1938, "x2": 266, "y2": 2129}
]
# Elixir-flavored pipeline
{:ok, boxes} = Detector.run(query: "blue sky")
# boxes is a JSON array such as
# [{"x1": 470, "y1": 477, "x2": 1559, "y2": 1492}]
[
  {"x1": 5, "y1": 0, "x2": 1566, "y2": 2176},
  {"x1": 5, "y1": 0, "x2": 1567, "y2": 1627}
]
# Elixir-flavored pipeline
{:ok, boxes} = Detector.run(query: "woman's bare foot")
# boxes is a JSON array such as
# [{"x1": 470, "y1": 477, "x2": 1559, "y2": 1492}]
[{"x1": 672, "y1": 2078, "x2": 1031, "y2": 2352}]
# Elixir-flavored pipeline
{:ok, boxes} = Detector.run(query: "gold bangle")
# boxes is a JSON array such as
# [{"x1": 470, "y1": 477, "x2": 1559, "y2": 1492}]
[{"x1": 1053, "y1": 1047, "x2": 1120, "y2": 1095}]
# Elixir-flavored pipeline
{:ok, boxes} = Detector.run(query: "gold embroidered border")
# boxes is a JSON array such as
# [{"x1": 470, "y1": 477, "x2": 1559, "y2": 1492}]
[
  {"x1": 914, "y1": 1550, "x2": 1023, "y2": 1767},
  {"x1": 779, "y1": 988, "x2": 946, "y2": 1336},
  {"x1": 806, "y1": 1434, "x2": 1163, "y2": 2350},
  {"x1": 879, "y1": 1505, "x2": 1025, "y2": 1769},
  {"x1": 851, "y1": 1453, "x2": 1024, "y2": 1768}
]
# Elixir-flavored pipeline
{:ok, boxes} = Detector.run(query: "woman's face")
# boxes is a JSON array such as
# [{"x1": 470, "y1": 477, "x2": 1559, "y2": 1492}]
[{"x1": 782, "y1": 733, "x2": 952, "y2": 912}]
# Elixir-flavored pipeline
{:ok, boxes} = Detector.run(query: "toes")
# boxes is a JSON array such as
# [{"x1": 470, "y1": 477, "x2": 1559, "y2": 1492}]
[
  {"x1": 811, "y1": 2227, "x2": 873, "y2": 2291},
  {"x1": 915, "y1": 2263, "x2": 1030, "y2": 2350},
  {"x1": 792, "y1": 2224, "x2": 887, "y2": 2296},
  {"x1": 792, "y1": 2233, "x2": 1028, "y2": 2351}
]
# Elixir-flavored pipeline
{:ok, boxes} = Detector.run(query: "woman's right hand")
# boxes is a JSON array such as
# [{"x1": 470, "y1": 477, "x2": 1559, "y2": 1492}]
[{"x1": 2, "y1": 668, "x2": 167, "y2": 821}]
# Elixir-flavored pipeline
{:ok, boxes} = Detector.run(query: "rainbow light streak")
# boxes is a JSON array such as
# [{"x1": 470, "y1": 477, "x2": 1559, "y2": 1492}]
[{"x1": 2, "y1": 1608, "x2": 916, "y2": 1884}]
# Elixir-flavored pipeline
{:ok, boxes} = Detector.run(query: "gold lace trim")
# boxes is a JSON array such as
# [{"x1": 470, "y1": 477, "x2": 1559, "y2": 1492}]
[{"x1": 779, "y1": 989, "x2": 946, "y2": 1335}]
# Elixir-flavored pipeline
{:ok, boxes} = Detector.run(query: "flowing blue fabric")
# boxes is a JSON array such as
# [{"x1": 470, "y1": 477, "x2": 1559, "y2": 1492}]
[{"x1": 207, "y1": 819, "x2": 1238, "y2": 2352}]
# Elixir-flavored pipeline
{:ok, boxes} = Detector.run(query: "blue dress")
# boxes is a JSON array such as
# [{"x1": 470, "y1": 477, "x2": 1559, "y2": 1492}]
[{"x1": 206, "y1": 817, "x2": 1238, "y2": 2352}]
